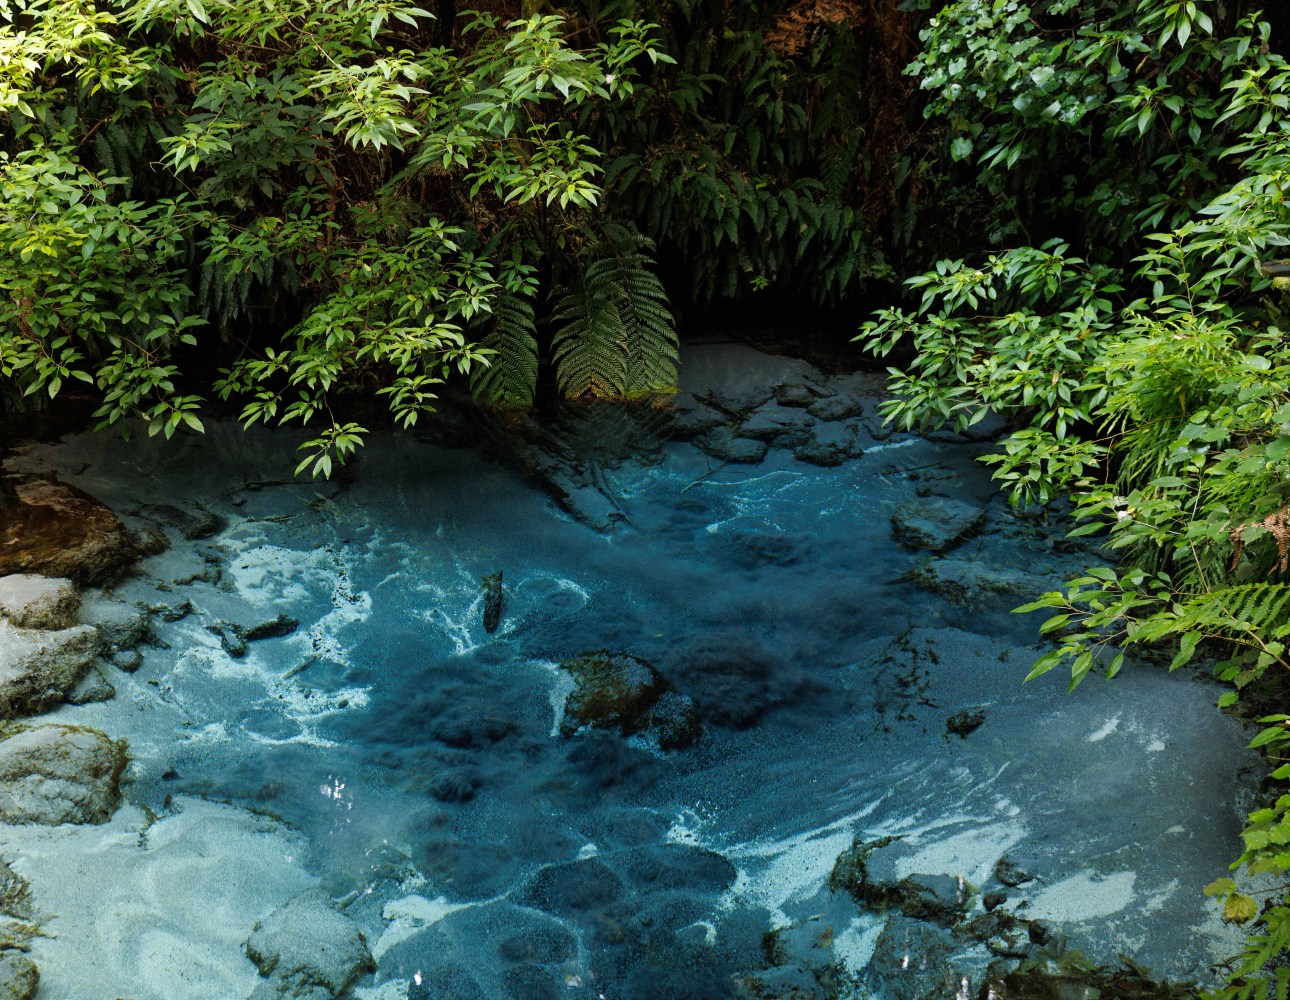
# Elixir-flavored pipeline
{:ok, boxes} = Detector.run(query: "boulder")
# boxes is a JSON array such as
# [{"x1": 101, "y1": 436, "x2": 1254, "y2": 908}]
[
  {"x1": 481, "y1": 571, "x2": 504, "y2": 634},
  {"x1": 0, "y1": 621, "x2": 98, "y2": 718},
  {"x1": 0, "y1": 575, "x2": 79, "y2": 631},
  {"x1": 894, "y1": 873, "x2": 970, "y2": 926},
  {"x1": 77, "y1": 595, "x2": 151, "y2": 654},
  {"x1": 806, "y1": 394, "x2": 864, "y2": 422},
  {"x1": 863, "y1": 916, "x2": 960, "y2": 1000},
  {"x1": 559, "y1": 652, "x2": 668, "y2": 738},
  {"x1": 642, "y1": 690, "x2": 702, "y2": 750},
  {"x1": 737, "y1": 405, "x2": 815, "y2": 447},
  {"x1": 0, "y1": 724, "x2": 127, "y2": 825},
  {"x1": 245, "y1": 890, "x2": 374, "y2": 1000},
  {"x1": 65, "y1": 667, "x2": 116, "y2": 705},
  {"x1": 0, "y1": 956, "x2": 36, "y2": 1000},
  {"x1": 667, "y1": 393, "x2": 728, "y2": 439},
  {"x1": 773, "y1": 383, "x2": 826, "y2": 408},
  {"x1": 794, "y1": 423, "x2": 865, "y2": 467},
  {"x1": 891, "y1": 498, "x2": 984, "y2": 553},
  {"x1": 993, "y1": 857, "x2": 1035, "y2": 888},
  {"x1": 0, "y1": 477, "x2": 137, "y2": 585},
  {"x1": 695, "y1": 428, "x2": 769, "y2": 464},
  {"x1": 907, "y1": 557, "x2": 1045, "y2": 608}
]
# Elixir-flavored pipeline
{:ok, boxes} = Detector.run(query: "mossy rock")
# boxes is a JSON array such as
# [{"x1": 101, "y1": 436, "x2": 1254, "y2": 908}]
[{"x1": 559, "y1": 651, "x2": 669, "y2": 737}]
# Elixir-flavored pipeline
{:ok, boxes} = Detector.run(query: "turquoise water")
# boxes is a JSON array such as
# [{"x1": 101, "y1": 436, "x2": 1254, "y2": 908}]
[{"x1": 5, "y1": 344, "x2": 1259, "y2": 999}]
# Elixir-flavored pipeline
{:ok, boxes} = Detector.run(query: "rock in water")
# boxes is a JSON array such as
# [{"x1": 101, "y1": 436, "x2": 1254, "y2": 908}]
[
  {"x1": 245, "y1": 890, "x2": 374, "y2": 1000},
  {"x1": 0, "y1": 477, "x2": 137, "y2": 584},
  {"x1": 0, "y1": 956, "x2": 37, "y2": 1000},
  {"x1": 946, "y1": 708, "x2": 986, "y2": 738},
  {"x1": 864, "y1": 916, "x2": 960, "y2": 1000},
  {"x1": 890, "y1": 497, "x2": 984, "y2": 553},
  {"x1": 0, "y1": 621, "x2": 98, "y2": 719},
  {"x1": 559, "y1": 652, "x2": 667, "y2": 737},
  {"x1": 0, "y1": 575, "x2": 79, "y2": 631},
  {"x1": 482, "y1": 570, "x2": 504, "y2": 634},
  {"x1": 0, "y1": 724, "x2": 127, "y2": 824}
]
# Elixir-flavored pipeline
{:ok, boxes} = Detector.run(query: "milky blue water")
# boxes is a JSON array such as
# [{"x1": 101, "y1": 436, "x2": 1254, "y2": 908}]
[{"x1": 7, "y1": 344, "x2": 1260, "y2": 998}]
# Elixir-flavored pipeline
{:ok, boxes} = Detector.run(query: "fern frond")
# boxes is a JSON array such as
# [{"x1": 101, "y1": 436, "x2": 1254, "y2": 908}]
[
  {"x1": 550, "y1": 223, "x2": 678, "y2": 400},
  {"x1": 470, "y1": 293, "x2": 539, "y2": 407}
]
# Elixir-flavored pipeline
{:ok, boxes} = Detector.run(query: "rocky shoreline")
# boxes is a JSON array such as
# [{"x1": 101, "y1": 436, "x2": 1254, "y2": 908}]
[{"x1": 0, "y1": 341, "x2": 1259, "y2": 999}]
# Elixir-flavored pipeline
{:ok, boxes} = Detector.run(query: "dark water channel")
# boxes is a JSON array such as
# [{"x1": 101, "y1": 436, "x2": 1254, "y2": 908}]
[{"x1": 2, "y1": 343, "x2": 1260, "y2": 999}]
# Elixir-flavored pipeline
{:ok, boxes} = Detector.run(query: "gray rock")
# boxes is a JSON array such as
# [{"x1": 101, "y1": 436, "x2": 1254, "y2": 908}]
[
  {"x1": 642, "y1": 690, "x2": 702, "y2": 750},
  {"x1": 807, "y1": 394, "x2": 864, "y2": 422},
  {"x1": 0, "y1": 724, "x2": 127, "y2": 825},
  {"x1": 667, "y1": 392, "x2": 728, "y2": 439},
  {"x1": 794, "y1": 423, "x2": 866, "y2": 467},
  {"x1": 65, "y1": 666, "x2": 116, "y2": 705},
  {"x1": 993, "y1": 857, "x2": 1034, "y2": 888},
  {"x1": 765, "y1": 916, "x2": 840, "y2": 989},
  {"x1": 139, "y1": 503, "x2": 227, "y2": 541},
  {"x1": 246, "y1": 890, "x2": 374, "y2": 1000},
  {"x1": 0, "y1": 621, "x2": 98, "y2": 718},
  {"x1": 907, "y1": 558, "x2": 1046, "y2": 607},
  {"x1": 482, "y1": 571, "x2": 504, "y2": 634},
  {"x1": 110, "y1": 649, "x2": 143, "y2": 673},
  {"x1": 77, "y1": 595, "x2": 151, "y2": 653},
  {"x1": 864, "y1": 916, "x2": 960, "y2": 1000},
  {"x1": 891, "y1": 498, "x2": 984, "y2": 553},
  {"x1": 896, "y1": 873, "x2": 970, "y2": 926},
  {"x1": 737, "y1": 405, "x2": 814, "y2": 447},
  {"x1": 773, "y1": 383, "x2": 826, "y2": 408},
  {"x1": 695, "y1": 428, "x2": 769, "y2": 464},
  {"x1": 0, "y1": 955, "x2": 37, "y2": 1000},
  {"x1": 0, "y1": 575, "x2": 79, "y2": 631}
]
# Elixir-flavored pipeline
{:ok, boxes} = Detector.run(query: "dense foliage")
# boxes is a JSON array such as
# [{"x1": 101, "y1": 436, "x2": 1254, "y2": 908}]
[{"x1": 865, "y1": 0, "x2": 1290, "y2": 993}]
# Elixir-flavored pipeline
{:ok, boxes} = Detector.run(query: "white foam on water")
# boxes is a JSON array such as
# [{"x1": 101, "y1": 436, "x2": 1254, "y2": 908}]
[
  {"x1": 1024, "y1": 870, "x2": 1137, "y2": 923},
  {"x1": 537, "y1": 659, "x2": 577, "y2": 737},
  {"x1": 833, "y1": 913, "x2": 885, "y2": 974},
  {"x1": 891, "y1": 821, "x2": 1028, "y2": 888},
  {"x1": 1087, "y1": 714, "x2": 1122, "y2": 742},
  {"x1": 373, "y1": 894, "x2": 484, "y2": 959}
]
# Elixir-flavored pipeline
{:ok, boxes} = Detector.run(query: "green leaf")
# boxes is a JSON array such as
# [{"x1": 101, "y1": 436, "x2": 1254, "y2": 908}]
[{"x1": 1223, "y1": 892, "x2": 1258, "y2": 924}]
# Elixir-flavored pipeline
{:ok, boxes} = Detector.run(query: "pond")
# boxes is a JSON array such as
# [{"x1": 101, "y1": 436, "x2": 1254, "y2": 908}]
[{"x1": 0, "y1": 342, "x2": 1258, "y2": 999}]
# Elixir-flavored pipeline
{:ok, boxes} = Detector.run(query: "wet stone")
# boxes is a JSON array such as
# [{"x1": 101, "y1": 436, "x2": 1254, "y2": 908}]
[
  {"x1": 0, "y1": 574, "x2": 79, "y2": 631},
  {"x1": 245, "y1": 889, "x2": 374, "y2": 1000},
  {"x1": 559, "y1": 651, "x2": 669, "y2": 738},
  {"x1": 65, "y1": 666, "x2": 116, "y2": 705},
  {"x1": 138, "y1": 502, "x2": 227, "y2": 541},
  {"x1": 0, "y1": 621, "x2": 98, "y2": 719},
  {"x1": 615, "y1": 844, "x2": 737, "y2": 893},
  {"x1": 907, "y1": 557, "x2": 1046, "y2": 607},
  {"x1": 667, "y1": 392, "x2": 728, "y2": 439},
  {"x1": 0, "y1": 724, "x2": 127, "y2": 825},
  {"x1": 794, "y1": 423, "x2": 865, "y2": 467},
  {"x1": 735, "y1": 964, "x2": 829, "y2": 999},
  {"x1": 891, "y1": 497, "x2": 985, "y2": 553},
  {"x1": 78, "y1": 595, "x2": 151, "y2": 653},
  {"x1": 482, "y1": 570, "x2": 504, "y2": 634},
  {"x1": 806, "y1": 393, "x2": 864, "y2": 422},
  {"x1": 737, "y1": 405, "x2": 815, "y2": 447},
  {"x1": 773, "y1": 383, "x2": 825, "y2": 408},
  {"x1": 994, "y1": 857, "x2": 1035, "y2": 888},
  {"x1": 864, "y1": 916, "x2": 960, "y2": 1000},
  {"x1": 694, "y1": 428, "x2": 769, "y2": 464},
  {"x1": 947, "y1": 708, "x2": 986, "y2": 738},
  {"x1": 642, "y1": 690, "x2": 702, "y2": 750},
  {"x1": 0, "y1": 477, "x2": 137, "y2": 585},
  {"x1": 896, "y1": 873, "x2": 970, "y2": 926}
]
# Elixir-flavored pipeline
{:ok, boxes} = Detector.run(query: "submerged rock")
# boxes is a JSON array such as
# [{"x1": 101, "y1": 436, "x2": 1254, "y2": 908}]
[
  {"x1": 830, "y1": 836, "x2": 968, "y2": 926},
  {"x1": 735, "y1": 964, "x2": 830, "y2": 999},
  {"x1": 667, "y1": 392, "x2": 728, "y2": 439},
  {"x1": 558, "y1": 651, "x2": 701, "y2": 749},
  {"x1": 737, "y1": 405, "x2": 815, "y2": 447},
  {"x1": 907, "y1": 557, "x2": 1045, "y2": 607},
  {"x1": 138, "y1": 502, "x2": 227, "y2": 541},
  {"x1": 482, "y1": 570, "x2": 504, "y2": 634},
  {"x1": 0, "y1": 477, "x2": 137, "y2": 584},
  {"x1": 994, "y1": 857, "x2": 1035, "y2": 888},
  {"x1": 245, "y1": 889, "x2": 374, "y2": 1000},
  {"x1": 891, "y1": 497, "x2": 985, "y2": 553},
  {"x1": 0, "y1": 621, "x2": 98, "y2": 718},
  {"x1": 0, "y1": 724, "x2": 127, "y2": 824},
  {"x1": 0, "y1": 575, "x2": 79, "y2": 631},
  {"x1": 864, "y1": 916, "x2": 960, "y2": 1000},
  {"x1": 794, "y1": 423, "x2": 865, "y2": 467},
  {"x1": 773, "y1": 383, "x2": 826, "y2": 408}
]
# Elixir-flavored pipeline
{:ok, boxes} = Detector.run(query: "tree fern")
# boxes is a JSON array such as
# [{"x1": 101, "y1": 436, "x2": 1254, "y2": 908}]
[
  {"x1": 470, "y1": 293, "x2": 539, "y2": 407},
  {"x1": 550, "y1": 224, "x2": 678, "y2": 400}
]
